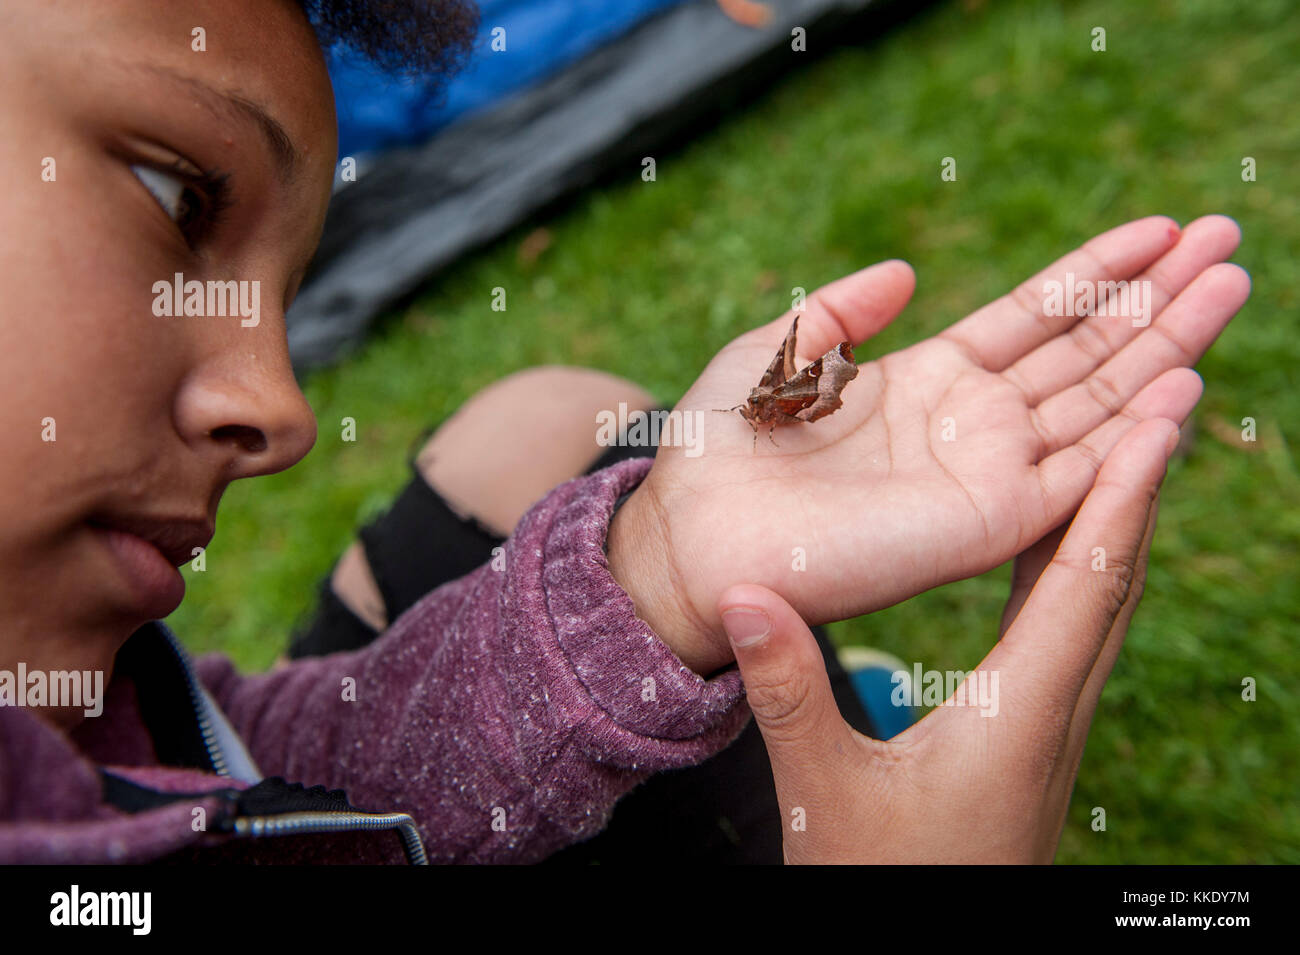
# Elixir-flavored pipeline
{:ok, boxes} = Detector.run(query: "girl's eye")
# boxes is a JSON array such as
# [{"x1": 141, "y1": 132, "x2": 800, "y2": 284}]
[{"x1": 129, "y1": 163, "x2": 228, "y2": 246}]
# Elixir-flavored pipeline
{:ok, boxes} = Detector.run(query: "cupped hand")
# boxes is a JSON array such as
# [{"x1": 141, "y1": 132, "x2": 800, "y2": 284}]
[
  {"x1": 718, "y1": 417, "x2": 1176, "y2": 863},
  {"x1": 607, "y1": 215, "x2": 1247, "y2": 674}
]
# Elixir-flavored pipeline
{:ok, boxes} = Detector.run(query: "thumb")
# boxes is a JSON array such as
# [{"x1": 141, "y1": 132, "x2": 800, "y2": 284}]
[
  {"x1": 719, "y1": 584, "x2": 851, "y2": 773},
  {"x1": 756, "y1": 259, "x2": 916, "y2": 361}
]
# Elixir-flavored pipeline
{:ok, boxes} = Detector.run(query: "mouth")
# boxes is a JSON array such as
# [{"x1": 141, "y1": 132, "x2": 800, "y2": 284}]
[{"x1": 86, "y1": 514, "x2": 213, "y2": 618}]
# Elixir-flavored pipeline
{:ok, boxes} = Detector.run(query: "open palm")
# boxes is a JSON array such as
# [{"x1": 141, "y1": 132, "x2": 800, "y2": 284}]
[{"x1": 612, "y1": 215, "x2": 1248, "y2": 672}]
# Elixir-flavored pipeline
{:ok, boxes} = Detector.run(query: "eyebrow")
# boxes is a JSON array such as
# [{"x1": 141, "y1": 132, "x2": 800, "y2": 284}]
[{"x1": 134, "y1": 64, "x2": 300, "y2": 184}]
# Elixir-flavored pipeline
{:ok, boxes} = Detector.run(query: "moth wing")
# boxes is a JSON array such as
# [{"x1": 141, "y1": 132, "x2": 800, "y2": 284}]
[
  {"x1": 773, "y1": 341, "x2": 859, "y2": 422},
  {"x1": 758, "y1": 316, "x2": 801, "y2": 389}
]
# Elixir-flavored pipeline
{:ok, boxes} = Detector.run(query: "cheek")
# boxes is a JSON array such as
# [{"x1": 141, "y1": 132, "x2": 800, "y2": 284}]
[{"x1": 0, "y1": 170, "x2": 188, "y2": 521}]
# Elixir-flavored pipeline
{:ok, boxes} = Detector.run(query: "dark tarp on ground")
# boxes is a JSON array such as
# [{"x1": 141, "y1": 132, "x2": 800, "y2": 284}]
[{"x1": 288, "y1": 0, "x2": 894, "y2": 370}]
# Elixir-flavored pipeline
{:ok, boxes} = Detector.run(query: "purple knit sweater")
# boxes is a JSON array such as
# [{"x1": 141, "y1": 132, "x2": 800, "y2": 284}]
[{"x1": 0, "y1": 458, "x2": 750, "y2": 863}]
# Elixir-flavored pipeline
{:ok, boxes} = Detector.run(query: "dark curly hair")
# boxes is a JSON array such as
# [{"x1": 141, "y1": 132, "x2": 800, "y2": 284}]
[{"x1": 296, "y1": 0, "x2": 481, "y2": 75}]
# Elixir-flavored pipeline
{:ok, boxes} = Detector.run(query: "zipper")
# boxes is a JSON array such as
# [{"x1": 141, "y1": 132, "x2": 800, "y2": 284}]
[
  {"x1": 154, "y1": 623, "x2": 429, "y2": 865},
  {"x1": 156, "y1": 623, "x2": 230, "y2": 778},
  {"x1": 232, "y1": 811, "x2": 429, "y2": 865}
]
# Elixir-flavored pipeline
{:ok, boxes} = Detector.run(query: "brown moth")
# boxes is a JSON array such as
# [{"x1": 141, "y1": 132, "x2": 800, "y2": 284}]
[{"x1": 720, "y1": 316, "x2": 859, "y2": 449}]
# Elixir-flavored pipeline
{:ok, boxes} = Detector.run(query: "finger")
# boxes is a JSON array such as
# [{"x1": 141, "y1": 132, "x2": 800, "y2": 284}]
[
  {"x1": 1062, "y1": 494, "x2": 1160, "y2": 766},
  {"x1": 982, "y1": 418, "x2": 1176, "y2": 736},
  {"x1": 750, "y1": 259, "x2": 917, "y2": 362},
  {"x1": 1034, "y1": 496, "x2": 1162, "y2": 836},
  {"x1": 1028, "y1": 262, "x2": 1249, "y2": 457},
  {"x1": 998, "y1": 521, "x2": 1070, "y2": 638},
  {"x1": 947, "y1": 477, "x2": 1161, "y2": 861},
  {"x1": 941, "y1": 216, "x2": 1180, "y2": 371},
  {"x1": 1002, "y1": 215, "x2": 1242, "y2": 405},
  {"x1": 1033, "y1": 366, "x2": 1200, "y2": 528},
  {"x1": 718, "y1": 584, "x2": 853, "y2": 788}
]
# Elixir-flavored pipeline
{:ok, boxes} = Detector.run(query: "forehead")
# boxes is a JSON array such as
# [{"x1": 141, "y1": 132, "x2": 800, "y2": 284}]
[{"x1": 32, "y1": 0, "x2": 337, "y2": 170}]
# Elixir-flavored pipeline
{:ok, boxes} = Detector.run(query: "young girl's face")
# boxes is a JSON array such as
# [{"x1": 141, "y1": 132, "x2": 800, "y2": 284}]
[{"x1": 0, "y1": 1, "x2": 337, "y2": 688}]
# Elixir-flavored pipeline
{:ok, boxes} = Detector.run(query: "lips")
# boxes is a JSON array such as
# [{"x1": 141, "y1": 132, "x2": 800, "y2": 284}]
[
  {"x1": 88, "y1": 514, "x2": 214, "y2": 568},
  {"x1": 87, "y1": 513, "x2": 213, "y2": 617}
]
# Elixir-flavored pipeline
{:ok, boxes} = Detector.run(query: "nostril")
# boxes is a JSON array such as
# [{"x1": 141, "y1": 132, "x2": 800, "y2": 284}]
[{"x1": 210, "y1": 424, "x2": 268, "y2": 454}]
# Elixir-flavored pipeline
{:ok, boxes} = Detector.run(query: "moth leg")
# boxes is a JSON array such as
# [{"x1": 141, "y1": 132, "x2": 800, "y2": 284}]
[{"x1": 766, "y1": 412, "x2": 806, "y2": 448}]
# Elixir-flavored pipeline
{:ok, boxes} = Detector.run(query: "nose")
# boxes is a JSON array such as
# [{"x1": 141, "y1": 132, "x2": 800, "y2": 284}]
[{"x1": 174, "y1": 344, "x2": 317, "y2": 481}]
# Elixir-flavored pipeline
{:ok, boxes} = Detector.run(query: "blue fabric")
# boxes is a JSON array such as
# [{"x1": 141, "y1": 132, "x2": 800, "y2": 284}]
[
  {"x1": 849, "y1": 666, "x2": 916, "y2": 741},
  {"x1": 328, "y1": 0, "x2": 690, "y2": 157}
]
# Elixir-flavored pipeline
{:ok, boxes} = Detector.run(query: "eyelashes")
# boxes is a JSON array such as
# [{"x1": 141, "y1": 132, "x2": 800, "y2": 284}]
[{"x1": 129, "y1": 160, "x2": 232, "y2": 249}]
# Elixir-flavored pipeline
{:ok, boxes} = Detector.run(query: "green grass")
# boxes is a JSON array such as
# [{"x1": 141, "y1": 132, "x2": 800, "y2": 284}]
[{"x1": 168, "y1": 0, "x2": 1300, "y2": 862}]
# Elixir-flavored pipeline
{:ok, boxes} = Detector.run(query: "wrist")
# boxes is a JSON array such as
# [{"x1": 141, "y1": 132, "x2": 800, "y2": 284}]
[{"x1": 605, "y1": 481, "x2": 732, "y2": 676}]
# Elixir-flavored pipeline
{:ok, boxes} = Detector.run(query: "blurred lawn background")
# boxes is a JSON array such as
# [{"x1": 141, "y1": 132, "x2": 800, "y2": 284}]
[{"x1": 169, "y1": 0, "x2": 1299, "y2": 862}]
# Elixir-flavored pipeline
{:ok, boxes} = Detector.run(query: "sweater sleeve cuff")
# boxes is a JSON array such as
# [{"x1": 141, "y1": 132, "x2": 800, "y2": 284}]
[{"x1": 502, "y1": 457, "x2": 749, "y2": 770}]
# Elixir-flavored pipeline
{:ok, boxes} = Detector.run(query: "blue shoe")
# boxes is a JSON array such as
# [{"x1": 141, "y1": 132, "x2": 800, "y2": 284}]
[{"x1": 838, "y1": 647, "x2": 917, "y2": 741}]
